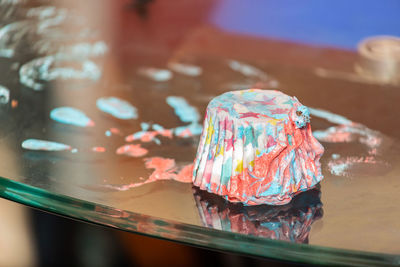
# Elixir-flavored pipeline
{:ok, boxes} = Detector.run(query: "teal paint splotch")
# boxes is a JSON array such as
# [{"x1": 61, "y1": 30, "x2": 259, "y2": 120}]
[
  {"x1": 96, "y1": 97, "x2": 138, "y2": 120},
  {"x1": 166, "y1": 96, "x2": 200, "y2": 123},
  {"x1": 50, "y1": 107, "x2": 94, "y2": 127},
  {"x1": 22, "y1": 139, "x2": 72, "y2": 151}
]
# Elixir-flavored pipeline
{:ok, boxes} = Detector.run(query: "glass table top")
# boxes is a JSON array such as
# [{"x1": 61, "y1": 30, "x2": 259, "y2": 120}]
[{"x1": 0, "y1": 1, "x2": 400, "y2": 266}]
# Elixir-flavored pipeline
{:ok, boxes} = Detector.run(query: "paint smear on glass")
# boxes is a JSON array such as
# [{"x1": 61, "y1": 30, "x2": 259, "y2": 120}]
[
  {"x1": 167, "y1": 62, "x2": 202, "y2": 76},
  {"x1": 137, "y1": 67, "x2": 172, "y2": 82},
  {"x1": 92, "y1": 146, "x2": 106, "y2": 153},
  {"x1": 105, "y1": 127, "x2": 121, "y2": 137},
  {"x1": 96, "y1": 97, "x2": 138, "y2": 120},
  {"x1": 327, "y1": 156, "x2": 388, "y2": 177},
  {"x1": 0, "y1": 85, "x2": 10, "y2": 104},
  {"x1": 310, "y1": 107, "x2": 385, "y2": 176},
  {"x1": 22, "y1": 139, "x2": 72, "y2": 151},
  {"x1": 50, "y1": 107, "x2": 94, "y2": 127},
  {"x1": 0, "y1": 21, "x2": 32, "y2": 58},
  {"x1": 103, "y1": 157, "x2": 193, "y2": 191},
  {"x1": 174, "y1": 123, "x2": 203, "y2": 137},
  {"x1": 20, "y1": 55, "x2": 101, "y2": 91},
  {"x1": 11, "y1": 99, "x2": 18, "y2": 108},
  {"x1": 309, "y1": 108, "x2": 353, "y2": 125},
  {"x1": 116, "y1": 144, "x2": 148, "y2": 157},
  {"x1": 125, "y1": 123, "x2": 173, "y2": 143},
  {"x1": 166, "y1": 96, "x2": 200, "y2": 123},
  {"x1": 228, "y1": 60, "x2": 269, "y2": 80}
]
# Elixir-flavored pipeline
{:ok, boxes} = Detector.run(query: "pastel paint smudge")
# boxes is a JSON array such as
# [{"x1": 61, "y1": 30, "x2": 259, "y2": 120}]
[
  {"x1": 96, "y1": 97, "x2": 138, "y2": 120},
  {"x1": 0, "y1": 21, "x2": 32, "y2": 58},
  {"x1": 65, "y1": 41, "x2": 108, "y2": 58},
  {"x1": 309, "y1": 108, "x2": 352, "y2": 125},
  {"x1": 125, "y1": 125, "x2": 173, "y2": 144},
  {"x1": 310, "y1": 107, "x2": 385, "y2": 176},
  {"x1": 116, "y1": 144, "x2": 148, "y2": 157},
  {"x1": 105, "y1": 127, "x2": 121, "y2": 137},
  {"x1": 228, "y1": 60, "x2": 269, "y2": 80},
  {"x1": 11, "y1": 99, "x2": 18, "y2": 108},
  {"x1": 92, "y1": 146, "x2": 106, "y2": 153},
  {"x1": 0, "y1": 85, "x2": 10, "y2": 104},
  {"x1": 166, "y1": 96, "x2": 200, "y2": 123},
  {"x1": 103, "y1": 157, "x2": 193, "y2": 191},
  {"x1": 174, "y1": 123, "x2": 203, "y2": 137},
  {"x1": 50, "y1": 107, "x2": 94, "y2": 127},
  {"x1": 20, "y1": 55, "x2": 101, "y2": 91},
  {"x1": 167, "y1": 62, "x2": 202, "y2": 76},
  {"x1": 328, "y1": 156, "x2": 379, "y2": 177},
  {"x1": 22, "y1": 139, "x2": 72, "y2": 151},
  {"x1": 138, "y1": 67, "x2": 172, "y2": 82}
]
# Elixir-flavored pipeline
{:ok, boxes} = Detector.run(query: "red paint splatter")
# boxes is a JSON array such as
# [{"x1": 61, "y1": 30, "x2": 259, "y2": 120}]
[{"x1": 116, "y1": 144, "x2": 148, "y2": 157}]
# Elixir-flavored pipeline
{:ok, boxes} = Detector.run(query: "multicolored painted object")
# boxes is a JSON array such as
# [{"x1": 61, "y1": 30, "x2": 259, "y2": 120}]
[{"x1": 192, "y1": 89, "x2": 324, "y2": 205}]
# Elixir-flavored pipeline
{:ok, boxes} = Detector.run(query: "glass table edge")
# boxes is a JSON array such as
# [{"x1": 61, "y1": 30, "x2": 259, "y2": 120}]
[{"x1": 0, "y1": 176, "x2": 398, "y2": 266}]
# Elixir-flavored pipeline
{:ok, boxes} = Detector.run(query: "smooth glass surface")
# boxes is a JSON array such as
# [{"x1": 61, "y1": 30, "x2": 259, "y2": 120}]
[{"x1": 0, "y1": 1, "x2": 399, "y2": 266}]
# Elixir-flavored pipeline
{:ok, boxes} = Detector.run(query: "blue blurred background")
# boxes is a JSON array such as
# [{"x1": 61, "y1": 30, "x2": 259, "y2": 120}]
[{"x1": 211, "y1": 0, "x2": 400, "y2": 49}]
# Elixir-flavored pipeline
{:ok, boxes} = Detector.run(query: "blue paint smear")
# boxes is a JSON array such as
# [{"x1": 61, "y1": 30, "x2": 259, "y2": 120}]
[
  {"x1": 22, "y1": 139, "x2": 71, "y2": 151},
  {"x1": 309, "y1": 107, "x2": 352, "y2": 125},
  {"x1": 50, "y1": 107, "x2": 93, "y2": 127},
  {"x1": 96, "y1": 97, "x2": 138, "y2": 120},
  {"x1": 152, "y1": 123, "x2": 164, "y2": 131},
  {"x1": 174, "y1": 123, "x2": 203, "y2": 136},
  {"x1": 0, "y1": 85, "x2": 10, "y2": 104},
  {"x1": 140, "y1": 122, "x2": 150, "y2": 131},
  {"x1": 166, "y1": 96, "x2": 200, "y2": 123}
]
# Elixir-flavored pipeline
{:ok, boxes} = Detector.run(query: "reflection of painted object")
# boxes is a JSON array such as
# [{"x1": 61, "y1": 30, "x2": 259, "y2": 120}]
[
  {"x1": 193, "y1": 89, "x2": 324, "y2": 206},
  {"x1": 194, "y1": 187, "x2": 323, "y2": 243},
  {"x1": 116, "y1": 144, "x2": 148, "y2": 157},
  {"x1": 0, "y1": 85, "x2": 10, "y2": 104},
  {"x1": 50, "y1": 107, "x2": 94, "y2": 127},
  {"x1": 19, "y1": 54, "x2": 101, "y2": 91},
  {"x1": 96, "y1": 97, "x2": 138, "y2": 120},
  {"x1": 22, "y1": 139, "x2": 72, "y2": 151},
  {"x1": 137, "y1": 67, "x2": 172, "y2": 82}
]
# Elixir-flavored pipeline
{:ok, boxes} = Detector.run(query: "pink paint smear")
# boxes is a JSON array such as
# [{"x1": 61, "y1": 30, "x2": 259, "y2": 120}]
[
  {"x1": 92, "y1": 146, "x2": 106, "y2": 153},
  {"x1": 103, "y1": 157, "x2": 193, "y2": 191},
  {"x1": 116, "y1": 144, "x2": 148, "y2": 157}
]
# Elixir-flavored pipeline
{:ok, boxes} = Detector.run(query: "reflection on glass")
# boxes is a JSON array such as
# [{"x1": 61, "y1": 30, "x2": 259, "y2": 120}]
[{"x1": 194, "y1": 187, "x2": 323, "y2": 244}]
